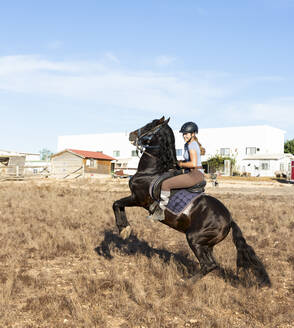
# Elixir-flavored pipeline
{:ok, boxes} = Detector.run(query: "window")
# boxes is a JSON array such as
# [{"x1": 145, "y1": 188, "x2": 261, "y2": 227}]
[
  {"x1": 220, "y1": 148, "x2": 230, "y2": 156},
  {"x1": 246, "y1": 147, "x2": 257, "y2": 155},
  {"x1": 131, "y1": 150, "x2": 137, "y2": 157},
  {"x1": 176, "y1": 149, "x2": 182, "y2": 156},
  {"x1": 86, "y1": 159, "x2": 95, "y2": 167},
  {"x1": 113, "y1": 150, "x2": 120, "y2": 157},
  {"x1": 261, "y1": 160, "x2": 270, "y2": 170}
]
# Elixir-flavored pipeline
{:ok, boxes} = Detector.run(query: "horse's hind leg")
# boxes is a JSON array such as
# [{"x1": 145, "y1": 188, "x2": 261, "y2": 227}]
[
  {"x1": 186, "y1": 235, "x2": 218, "y2": 279},
  {"x1": 205, "y1": 247, "x2": 218, "y2": 270}
]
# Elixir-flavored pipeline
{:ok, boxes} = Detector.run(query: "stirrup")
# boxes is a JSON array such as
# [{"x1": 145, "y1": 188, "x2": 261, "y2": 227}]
[
  {"x1": 148, "y1": 205, "x2": 165, "y2": 221},
  {"x1": 149, "y1": 201, "x2": 158, "y2": 214}
]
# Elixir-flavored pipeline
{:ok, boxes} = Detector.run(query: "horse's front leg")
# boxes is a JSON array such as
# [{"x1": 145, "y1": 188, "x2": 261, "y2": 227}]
[{"x1": 112, "y1": 195, "x2": 138, "y2": 239}]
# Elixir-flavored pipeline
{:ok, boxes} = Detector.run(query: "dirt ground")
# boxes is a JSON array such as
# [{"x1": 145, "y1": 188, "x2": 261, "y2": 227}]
[{"x1": 0, "y1": 177, "x2": 293, "y2": 327}]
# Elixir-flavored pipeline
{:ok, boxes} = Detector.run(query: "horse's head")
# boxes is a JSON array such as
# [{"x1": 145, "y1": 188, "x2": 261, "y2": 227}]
[
  {"x1": 129, "y1": 116, "x2": 170, "y2": 149},
  {"x1": 130, "y1": 116, "x2": 177, "y2": 172}
]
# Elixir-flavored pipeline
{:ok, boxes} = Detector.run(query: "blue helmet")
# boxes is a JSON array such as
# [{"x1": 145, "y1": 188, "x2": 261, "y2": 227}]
[{"x1": 179, "y1": 122, "x2": 198, "y2": 134}]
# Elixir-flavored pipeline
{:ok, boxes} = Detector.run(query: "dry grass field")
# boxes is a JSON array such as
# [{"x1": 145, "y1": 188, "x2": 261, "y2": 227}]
[{"x1": 0, "y1": 177, "x2": 293, "y2": 328}]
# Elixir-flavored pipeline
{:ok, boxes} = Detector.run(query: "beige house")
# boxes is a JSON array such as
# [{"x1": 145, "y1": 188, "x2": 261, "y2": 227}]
[
  {"x1": 51, "y1": 149, "x2": 115, "y2": 178},
  {"x1": 0, "y1": 154, "x2": 26, "y2": 178}
]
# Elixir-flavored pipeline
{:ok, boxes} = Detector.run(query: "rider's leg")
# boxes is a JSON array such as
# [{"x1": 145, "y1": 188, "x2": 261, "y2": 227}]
[
  {"x1": 162, "y1": 169, "x2": 204, "y2": 191},
  {"x1": 151, "y1": 169, "x2": 204, "y2": 221},
  {"x1": 159, "y1": 169, "x2": 204, "y2": 209}
]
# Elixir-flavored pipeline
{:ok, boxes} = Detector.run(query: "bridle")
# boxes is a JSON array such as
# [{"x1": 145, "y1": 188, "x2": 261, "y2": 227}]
[
  {"x1": 133, "y1": 122, "x2": 178, "y2": 168},
  {"x1": 134, "y1": 124, "x2": 162, "y2": 158}
]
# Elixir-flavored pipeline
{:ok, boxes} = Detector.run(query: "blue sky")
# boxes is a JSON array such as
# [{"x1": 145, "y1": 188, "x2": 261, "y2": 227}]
[{"x1": 0, "y1": 0, "x2": 293, "y2": 153}]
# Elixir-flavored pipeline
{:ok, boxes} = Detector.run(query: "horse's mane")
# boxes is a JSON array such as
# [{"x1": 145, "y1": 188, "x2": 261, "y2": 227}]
[{"x1": 157, "y1": 124, "x2": 177, "y2": 173}]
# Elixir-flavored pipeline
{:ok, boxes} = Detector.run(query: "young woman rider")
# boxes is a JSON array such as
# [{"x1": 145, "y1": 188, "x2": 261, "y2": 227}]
[{"x1": 152, "y1": 121, "x2": 205, "y2": 220}]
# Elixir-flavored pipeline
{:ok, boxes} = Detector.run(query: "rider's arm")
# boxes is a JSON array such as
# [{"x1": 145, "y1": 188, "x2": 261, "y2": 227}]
[{"x1": 179, "y1": 149, "x2": 197, "y2": 169}]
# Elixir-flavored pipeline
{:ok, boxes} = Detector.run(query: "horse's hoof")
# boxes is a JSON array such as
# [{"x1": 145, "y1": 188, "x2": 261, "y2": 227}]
[
  {"x1": 189, "y1": 273, "x2": 203, "y2": 283},
  {"x1": 120, "y1": 226, "x2": 132, "y2": 240}
]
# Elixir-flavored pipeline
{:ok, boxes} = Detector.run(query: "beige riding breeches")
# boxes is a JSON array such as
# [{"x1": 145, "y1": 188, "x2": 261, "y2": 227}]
[{"x1": 161, "y1": 168, "x2": 204, "y2": 191}]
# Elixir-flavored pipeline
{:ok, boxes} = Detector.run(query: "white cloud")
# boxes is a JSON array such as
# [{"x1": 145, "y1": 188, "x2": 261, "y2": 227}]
[
  {"x1": 220, "y1": 97, "x2": 294, "y2": 128},
  {"x1": 0, "y1": 55, "x2": 228, "y2": 115},
  {"x1": 0, "y1": 55, "x2": 79, "y2": 74},
  {"x1": 249, "y1": 99, "x2": 294, "y2": 124},
  {"x1": 105, "y1": 52, "x2": 120, "y2": 64},
  {"x1": 155, "y1": 55, "x2": 176, "y2": 67},
  {"x1": 0, "y1": 54, "x2": 292, "y2": 133}
]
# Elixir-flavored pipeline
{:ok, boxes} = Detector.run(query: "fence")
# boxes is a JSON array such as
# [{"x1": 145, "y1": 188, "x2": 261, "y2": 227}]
[
  {"x1": 0, "y1": 165, "x2": 50, "y2": 180},
  {"x1": 112, "y1": 167, "x2": 137, "y2": 178}
]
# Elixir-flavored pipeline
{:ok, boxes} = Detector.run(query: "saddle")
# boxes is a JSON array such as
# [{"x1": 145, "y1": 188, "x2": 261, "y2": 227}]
[{"x1": 149, "y1": 170, "x2": 206, "y2": 202}]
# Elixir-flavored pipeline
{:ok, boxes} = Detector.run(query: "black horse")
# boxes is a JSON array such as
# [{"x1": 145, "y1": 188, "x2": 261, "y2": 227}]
[{"x1": 113, "y1": 117, "x2": 271, "y2": 286}]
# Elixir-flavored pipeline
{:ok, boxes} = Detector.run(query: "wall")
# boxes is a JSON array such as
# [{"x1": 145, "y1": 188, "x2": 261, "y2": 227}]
[
  {"x1": 51, "y1": 152, "x2": 83, "y2": 178},
  {"x1": 5, "y1": 156, "x2": 26, "y2": 177},
  {"x1": 241, "y1": 155, "x2": 294, "y2": 177},
  {"x1": 84, "y1": 158, "x2": 112, "y2": 175},
  {"x1": 241, "y1": 159, "x2": 277, "y2": 177},
  {"x1": 174, "y1": 125, "x2": 285, "y2": 162},
  {"x1": 58, "y1": 125, "x2": 286, "y2": 176}
]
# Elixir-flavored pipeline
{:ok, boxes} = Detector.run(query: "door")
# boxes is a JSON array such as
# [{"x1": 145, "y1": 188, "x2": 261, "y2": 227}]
[{"x1": 291, "y1": 161, "x2": 294, "y2": 181}]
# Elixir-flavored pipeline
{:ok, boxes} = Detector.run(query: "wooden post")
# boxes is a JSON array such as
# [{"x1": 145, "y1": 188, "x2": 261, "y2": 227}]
[{"x1": 291, "y1": 160, "x2": 294, "y2": 182}]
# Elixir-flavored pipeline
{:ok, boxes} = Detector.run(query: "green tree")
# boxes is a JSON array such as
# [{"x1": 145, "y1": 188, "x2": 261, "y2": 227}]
[
  {"x1": 284, "y1": 139, "x2": 294, "y2": 155},
  {"x1": 204, "y1": 155, "x2": 236, "y2": 173},
  {"x1": 39, "y1": 148, "x2": 53, "y2": 161}
]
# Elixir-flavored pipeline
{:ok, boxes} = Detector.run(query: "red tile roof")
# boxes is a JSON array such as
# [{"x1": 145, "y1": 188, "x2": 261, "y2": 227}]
[{"x1": 68, "y1": 149, "x2": 115, "y2": 161}]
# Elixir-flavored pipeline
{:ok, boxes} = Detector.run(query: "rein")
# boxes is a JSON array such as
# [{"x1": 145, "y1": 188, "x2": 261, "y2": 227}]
[
  {"x1": 135, "y1": 125, "x2": 162, "y2": 158},
  {"x1": 134, "y1": 123, "x2": 178, "y2": 169}
]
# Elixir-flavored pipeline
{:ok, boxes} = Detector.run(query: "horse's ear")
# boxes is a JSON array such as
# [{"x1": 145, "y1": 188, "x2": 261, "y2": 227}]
[
  {"x1": 158, "y1": 116, "x2": 165, "y2": 123},
  {"x1": 164, "y1": 117, "x2": 170, "y2": 124}
]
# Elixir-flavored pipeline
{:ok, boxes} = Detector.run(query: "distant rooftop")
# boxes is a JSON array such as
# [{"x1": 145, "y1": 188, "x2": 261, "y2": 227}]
[
  {"x1": 53, "y1": 149, "x2": 115, "y2": 161},
  {"x1": 244, "y1": 153, "x2": 293, "y2": 160}
]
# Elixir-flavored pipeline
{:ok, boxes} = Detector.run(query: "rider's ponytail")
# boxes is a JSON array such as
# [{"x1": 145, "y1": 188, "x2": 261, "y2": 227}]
[{"x1": 194, "y1": 136, "x2": 206, "y2": 156}]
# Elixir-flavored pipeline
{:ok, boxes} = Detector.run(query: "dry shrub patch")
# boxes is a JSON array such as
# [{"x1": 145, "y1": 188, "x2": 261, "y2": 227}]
[{"x1": 0, "y1": 179, "x2": 293, "y2": 327}]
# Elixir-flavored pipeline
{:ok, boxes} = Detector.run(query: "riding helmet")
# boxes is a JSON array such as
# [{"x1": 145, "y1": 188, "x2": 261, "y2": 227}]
[{"x1": 179, "y1": 122, "x2": 198, "y2": 134}]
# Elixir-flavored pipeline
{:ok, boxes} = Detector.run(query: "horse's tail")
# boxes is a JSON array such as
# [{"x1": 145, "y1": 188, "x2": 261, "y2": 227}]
[{"x1": 231, "y1": 220, "x2": 271, "y2": 287}]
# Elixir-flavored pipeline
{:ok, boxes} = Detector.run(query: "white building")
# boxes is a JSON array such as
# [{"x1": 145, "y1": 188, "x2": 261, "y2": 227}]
[
  {"x1": 0, "y1": 149, "x2": 40, "y2": 162},
  {"x1": 241, "y1": 153, "x2": 293, "y2": 178},
  {"x1": 58, "y1": 125, "x2": 293, "y2": 177},
  {"x1": 0, "y1": 150, "x2": 50, "y2": 176}
]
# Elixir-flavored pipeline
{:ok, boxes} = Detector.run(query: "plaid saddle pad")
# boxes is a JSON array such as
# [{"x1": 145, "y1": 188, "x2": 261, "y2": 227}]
[{"x1": 166, "y1": 189, "x2": 203, "y2": 215}]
